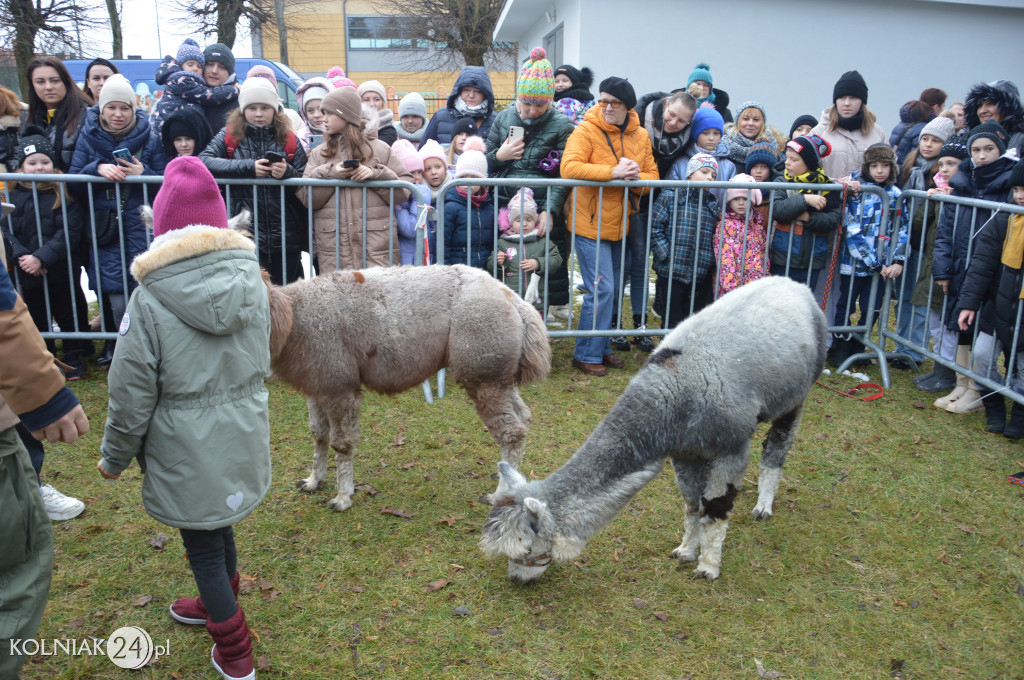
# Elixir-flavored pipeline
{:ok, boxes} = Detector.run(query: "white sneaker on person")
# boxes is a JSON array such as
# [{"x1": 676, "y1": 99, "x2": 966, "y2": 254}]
[
  {"x1": 40, "y1": 484, "x2": 85, "y2": 520},
  {"x1": 548, "y1": 305, "x2": 569, "y2": 320}
]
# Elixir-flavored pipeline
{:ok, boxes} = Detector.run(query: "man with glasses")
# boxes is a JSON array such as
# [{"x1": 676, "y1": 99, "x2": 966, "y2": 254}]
[{"x1": 561, "y1": 77, "x2": 659, "y2": 376}]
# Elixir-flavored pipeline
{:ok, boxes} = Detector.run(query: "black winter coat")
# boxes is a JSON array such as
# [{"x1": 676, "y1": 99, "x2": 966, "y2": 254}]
[
  {"x1": 0, "y1": 113, "x2": 21, "y2": 172},
  {"x1": 419, "y1": 67, "x2": 496, "y2": 149},
  {"x1": 200, "y1": 124, "x2": 309, "y2": 258},
  {"x1": 23, "y1": 108, "x2": 87, "y2": 173},
  {"x1": 956, "y1": 212, "x2": 1024, "y2": 349},
  {"x1": 2, "y1": 183, "x2": 85, "y2": 290}
]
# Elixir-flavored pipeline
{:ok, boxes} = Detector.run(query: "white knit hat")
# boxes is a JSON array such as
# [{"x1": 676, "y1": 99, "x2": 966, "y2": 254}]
[
  {"x1": 358, "y1": 80, "x2": 386, "y2": 102},
  {"x1": 98, "y1": 74, "x2": 136, "y2": 111},
  {"x1": 920, "y1": 116, "x2": 955, "y2": 144},
  {"x1": 238, "y1": 77, "x2": 280, "y2": 111}
]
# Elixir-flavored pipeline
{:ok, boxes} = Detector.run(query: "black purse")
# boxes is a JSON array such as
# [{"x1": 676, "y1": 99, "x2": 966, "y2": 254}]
[{"x1": 90, "y1": 191, "x2": 130, "y2": 247}]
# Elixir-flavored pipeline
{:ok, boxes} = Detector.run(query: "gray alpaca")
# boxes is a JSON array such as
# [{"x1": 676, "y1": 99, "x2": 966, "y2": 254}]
[
  {"x1": 266, "y1": 264, "x2": 551, "y2": 511},
  {"x1": 479, "y1": 276, "x2": 827, "y2": 583}
]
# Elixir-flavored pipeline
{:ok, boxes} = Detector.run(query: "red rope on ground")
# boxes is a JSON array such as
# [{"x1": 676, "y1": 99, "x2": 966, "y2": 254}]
[{"x1": 815, "y1": 380, "x2": 884, "y2": 401}]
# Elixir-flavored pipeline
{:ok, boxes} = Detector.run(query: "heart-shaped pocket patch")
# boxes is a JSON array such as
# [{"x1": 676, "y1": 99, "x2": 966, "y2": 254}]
[{"x1": 226, "y1": 491, "x2": 244, "y2": 512}]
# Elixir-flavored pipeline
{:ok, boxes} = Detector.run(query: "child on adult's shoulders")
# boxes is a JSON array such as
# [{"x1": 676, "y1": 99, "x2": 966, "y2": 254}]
[{"x1": 150, "y1": 38, "x2": 239, "y2": 137}]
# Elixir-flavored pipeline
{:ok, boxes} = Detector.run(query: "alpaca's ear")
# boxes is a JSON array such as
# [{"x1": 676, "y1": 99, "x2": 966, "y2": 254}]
[
  {"x1": 524, "y1": 497, "x2": 546, "y2": 518},
  {"x1": 497, "y1": 462, "x2": 527, "y2": 488},
  {"x1": 228, "y1": 208, "x2": 252, "y2": 233},
  {"x1": 140, "y1": 205, "x2": 154, "y2": 233}
]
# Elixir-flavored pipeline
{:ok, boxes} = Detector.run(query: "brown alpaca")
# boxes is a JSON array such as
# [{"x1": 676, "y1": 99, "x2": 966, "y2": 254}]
[{"x1": 266, "y1": 264, "x2": 551, "y2": 511}]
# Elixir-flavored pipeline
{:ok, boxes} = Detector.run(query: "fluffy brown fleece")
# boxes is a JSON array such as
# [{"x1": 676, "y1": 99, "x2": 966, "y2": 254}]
[{"x1": 266, "y1": 264, "x2": 551, "y2": 512}]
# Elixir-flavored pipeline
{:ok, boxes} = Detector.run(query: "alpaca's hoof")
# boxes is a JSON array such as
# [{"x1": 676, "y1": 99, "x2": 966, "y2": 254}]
[
  {"x1": 751, "y1": 503, "x2": 774, "y2": 520},
  {"x1": 693, "y1": 565, "x2": 720, "y2": 582},
  {"x1": 296, "y1": 477, "x2": 323, "y2": 492},
  {"x1": 670, "y1": 547, "x2": 698, "y2": 563},
  {"x1": 480, "y1": 492, "x2": 496, "y2": 505},
  {"x1": 327, "y1": 495, "x2": 353, "y2": 512}
]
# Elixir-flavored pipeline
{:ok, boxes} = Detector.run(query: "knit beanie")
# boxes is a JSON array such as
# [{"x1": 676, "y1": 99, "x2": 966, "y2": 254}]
[
  {"x1": 391, "y1": 139, "x2": 423, "y2": 173},
  {"x1": 321, "y1": 86, "x2": 363, "y2": 125},
  {"x1": 399, "y1": 92, "x2": 427, "y2": 120},
  {"x1": 686, "y1": 152, "x2": 718, "y2": 178},
  {"x1": 687, "y1": 62, "x2": 713, "y2": 87},
  {"x1": 919, "y1": 116, "x2": 955, "y2": 143},
  {"x1": 735, "y1": 100, "x2": 766, "y2": 123},
  {"x1": 98, "y1": 74, "x2": 136, "y2": 111},
  {"x1": 203, "y1": 43, "x2": 235, "y2": 74},
  {"x1": 454, "y1": 136, "x2": 487, "y2": 178},
  {"x1": 938, "y1": 133, "x2": 969, "y2": 161},
  {"x1": 786, "y1": 134, "x2": 832, "y2": 171},
  {"x1": 517, "y1": 47, "x2": 554, "y2": 105},
  {"x1": 326, "y1": 66, "x2": 356, "y2": 89},
  {"x1": 861, "y1": 143, "x2": 898, "y2": 183},
  {"x1": 238, "y1": 77, "x2": 280, "y2": 111},
  {"x1": 15, "y1": 125, "x2": 57, "y2": 166},
  {"x1": 745, "y1": 141, "x2": 778, "y2": 173},
  {"x1": 968, "y1": 121, "x2": 1009, "y2": 154},
  {"x1": 451, "y1": 117, "x2": 479, "y2": 139},
  {"x1": 598, "y1": 76, "x2": 636, "y2": 110},
  {"x1": 246, "y1": 65, "x2": 277, "y2": 85},
  {"x1": 1010, "y1": 160, "x2": 1024, "y2": 189},
  {"x1": 419, "y1": 139, "x2": 447, "y2": 167},
  {"x1": 725, "y1": 173, "x2": 762, "y2": 206},
  {"x1": 176, "y1": 38, "x2": 205, "y2": 67},
  {"x1": 833, "y1": 70, "x2": 868, "y2": 104},
  {"x1": 789, "y1": 114, "x2": 818, "y2": 139},
  {"x1": 508, "y1": 187, "x2": 538, "y2": 226},
  {"x1": 554, "y1": 65, "x2": 593, "y2": 89},
  {"x1": 358, "y1": 79, "x2": 387, "y2": 102},
  {"x1": 691, "y1": 107, "x2": 725, "y2": 141},
  {"x1": 151, "y1": 156, "x2": 228, "y2": 237}
]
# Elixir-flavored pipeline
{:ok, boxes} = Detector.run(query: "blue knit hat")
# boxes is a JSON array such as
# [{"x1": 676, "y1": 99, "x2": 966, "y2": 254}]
[
  {"x1": 176, "y1": 38, "x2": 205, "y2": 68},
  {"x1": 687, "y1": 62, "x2": 713, "y2": 87},
  {"x1": 745, "y1": 141, "x2": 778, "y2": 173},
  {"x1": 691, "y1": 107, "x2": 725, "y2": 141}
]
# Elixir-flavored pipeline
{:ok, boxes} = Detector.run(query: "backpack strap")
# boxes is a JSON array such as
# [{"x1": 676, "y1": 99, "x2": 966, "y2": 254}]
[
  {"x1": 284, "y1": 132, "x2": 297, "y2": 162},
  {"x1": 225, "y1": 129, "x2": 238, "y2": 159}
]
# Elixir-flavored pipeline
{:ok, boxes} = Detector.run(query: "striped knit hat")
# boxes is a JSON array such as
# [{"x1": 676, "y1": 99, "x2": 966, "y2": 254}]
[
  {"x1": 176, "y1": 38, "x2": 205, "y2": 67},
  {"x1": 517, "y1": 47, "x2": 554, "y2": 105},
  {"x1": 686, "y1": 152, "x2": 718, "y2": 178},
  {"x1": 745, "y1": 140, "x2": 778, "y2": 173}
]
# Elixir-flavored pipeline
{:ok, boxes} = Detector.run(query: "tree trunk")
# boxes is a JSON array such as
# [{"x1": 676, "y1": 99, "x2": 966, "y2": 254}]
[
  {"x1": 215, "y1": 0, "x2": 245, "y2": 48},
  {"x1": 273, "y1": 0, "x2": 288, "y2": 65},
  {"x1": 106, "y1": 0, "x2": 123, "y2": 59},
  {"x1": 14, "y1": 23, "x2": 38, "y2": 99}
]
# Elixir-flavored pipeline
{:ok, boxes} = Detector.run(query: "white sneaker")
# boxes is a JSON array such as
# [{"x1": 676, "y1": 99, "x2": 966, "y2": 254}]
[
  {"x1": 548, "y1": 304, "x2": 569, "y2": 320},
  {"x1": 40, "y1": 484, "x2": 85, "y2": 521}
]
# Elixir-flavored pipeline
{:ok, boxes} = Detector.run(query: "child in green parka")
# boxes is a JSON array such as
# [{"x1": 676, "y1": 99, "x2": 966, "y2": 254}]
[{"x1": 488, "y1": 187, "x2": 562, "y2": 311}]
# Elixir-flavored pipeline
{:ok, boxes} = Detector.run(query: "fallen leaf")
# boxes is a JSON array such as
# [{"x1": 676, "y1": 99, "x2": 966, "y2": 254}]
[
  {"x1": 259, "y1": 579, "x2": 273, "y2": 591},
  {"x1": 632, "y1": 598, "x2": 647, "y2": 609},
  {"x1": 653, "y1": 611, "x2": 668, "y2": 621},
  {"x1": 148, "y1": 534, "x2": 169, "y2": 550},
  {"x1": 912, "y1": 401, "x2": 927, "y2": 409},
  {"x1": 400, "y1": 462, "x2": 416, "y2": 470},
  {"x1": 257, "y1": 655, "x2": 271, "y2": 670},
  {"x1": 355, "y1": 483, "x2": 378, "y2": 496},
  {"x1": 845, "y1": 560, "x2": 866, "y2": 576},
  {"x1": 171, "y1": 672, "x2": 184, "y2": 679},
  {"x1": 132, "y1": 595, "x2": 153, "y2": 607},
  {"x1": 438, "y1": 515, "x2": 464, "y2": 527},
  {"x1": 381, "y1": 507, "x2": 414, "y2": 519},
  {"x1": 391, "y1": 434, "x2": 406, "y2": 447},
  {"x1": 754, "y1": 657, "x2": 784, "y2": 678},
  {"x1": 956, "y1": 524, "x2": 976, "y2": 534},
  {"x1": 452, "y1": 605, "x2": 472, "y2": 616},
  {"x1": 424, "y1": 579, "x2": 451, "y2": 592},
  {"x1": 913, "y1": 435, "x2": 922, "y2": 444}
]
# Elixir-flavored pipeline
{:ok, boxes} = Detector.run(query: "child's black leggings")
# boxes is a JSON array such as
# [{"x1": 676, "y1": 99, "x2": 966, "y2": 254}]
[{"x1": 179, "y1": 526, "x2": 238, "y2": 623}]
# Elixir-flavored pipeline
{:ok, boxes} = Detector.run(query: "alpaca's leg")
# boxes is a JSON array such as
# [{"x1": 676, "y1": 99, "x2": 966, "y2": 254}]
[
  {"x1": 753, "y1": 405, "x2": 803, "y2": 520},
  {"x1": 325, "y1": 391, "x2": 363, "y2": 512},
  {"x1": 694, "y1": 454, "x2": 745, "y2": 581},
  {"x1": 465, "y1": 383, "x2": 531, "y2": 501},
  {"x1": 296, "y1": 396, "x2": 329, "y2": 493},
  {"x1": 669, "y1": 458, "x2": 703, "y2": 563}
]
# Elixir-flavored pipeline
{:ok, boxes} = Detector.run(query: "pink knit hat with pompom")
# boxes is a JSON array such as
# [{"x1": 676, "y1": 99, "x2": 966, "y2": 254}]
[
  {"x1": 326, "y1": 65, "x2": 356, "y2": 89},
  {"x1": 391, "y1": 139, "x2": 423, "y2": 173},
  {"x1": 151, "y1": 156, "x2": 228, "y2": 237}
]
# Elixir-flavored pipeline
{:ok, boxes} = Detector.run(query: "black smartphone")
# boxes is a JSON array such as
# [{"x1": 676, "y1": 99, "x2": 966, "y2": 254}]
[
  {"x1": 112, "y1": 148, "x2": 132, "y2": 163},
  {"x1": 342, "y1": 159, "x2": 360, "y2": 169},
  {"x1": 265, "y1": 151, "x2": 285, "y2": 164}
]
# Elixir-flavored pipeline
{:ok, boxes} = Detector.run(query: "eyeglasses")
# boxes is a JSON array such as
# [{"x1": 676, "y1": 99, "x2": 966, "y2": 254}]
[{"x1": 597, "y1": 99, "x2": 623, "y2": 110}]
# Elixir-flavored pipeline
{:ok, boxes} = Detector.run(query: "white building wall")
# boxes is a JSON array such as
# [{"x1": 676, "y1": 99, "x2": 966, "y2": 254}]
[{"x1": 499, "y1": 0, "x2": 1024, "y2": 136}]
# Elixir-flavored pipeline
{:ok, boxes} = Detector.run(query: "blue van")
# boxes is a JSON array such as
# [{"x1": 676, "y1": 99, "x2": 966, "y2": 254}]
[{"x1": 63, "y1": 58, "x2": 304, "y2": 114}]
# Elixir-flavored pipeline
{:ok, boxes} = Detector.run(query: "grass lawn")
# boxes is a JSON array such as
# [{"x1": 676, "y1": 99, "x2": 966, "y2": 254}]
[{"x1": 19, "y1": 335, "x2": 1024, "y2": 679}]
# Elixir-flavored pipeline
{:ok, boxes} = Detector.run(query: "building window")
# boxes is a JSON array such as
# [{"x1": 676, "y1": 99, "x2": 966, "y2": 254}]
[{"x1": 347, "y1": 16, "x2": 428, "y2": 50}]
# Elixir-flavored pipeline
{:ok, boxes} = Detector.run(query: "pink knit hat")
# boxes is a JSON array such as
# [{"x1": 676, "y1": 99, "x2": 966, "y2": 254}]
[
  {"x1": 454, "y1": 136, "x2": 488, "y2": 178},
  {"x1": 326, "y1": 65, "x2": 356, "y2": 89},
  {"x1": 246, "y1": 64, "x2": 277, "y2": 85},
  {"x1": 151, "y1": 157, "x2": 228, "y2": 237},
  {"x1": 725, "y1": 173, "x2": 762, "y2": 206},
  {"x1": 391, "y1": 139, "x2": 423, "y2": 173},
  {"x1": 418, "y1": 139, "x2": 447, "y2": 167}
]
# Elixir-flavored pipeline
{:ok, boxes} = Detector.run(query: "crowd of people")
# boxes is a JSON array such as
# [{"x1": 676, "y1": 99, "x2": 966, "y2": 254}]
[{"x1": 4, "y1": 39, "x2": 1024, "y2": 678}]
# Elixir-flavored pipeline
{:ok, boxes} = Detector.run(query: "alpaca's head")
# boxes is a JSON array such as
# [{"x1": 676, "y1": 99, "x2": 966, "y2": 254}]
[{"x1": 479, "y1": 463, "x2": 561, "y2": 584}]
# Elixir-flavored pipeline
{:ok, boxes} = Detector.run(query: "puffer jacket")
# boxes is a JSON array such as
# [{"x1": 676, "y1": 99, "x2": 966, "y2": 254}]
[
  {"x1": 419, "y1": 67, "x2": 496, "y2": 148},
  {"x1": 889, "y1": 102, "x2": 932, "y2": 168},
  {"x1": 200, "y1": 124, "x2": 309, "y2": 263},
  {"x1": 811, "y1": 108, "x2": 887, "y2": 180},
  {"x1": 768, "y1": 168, "x2": 843, "y2": 271},
  {"x1": 150, "y1": 57, "x2": 239, "y2": 137},
  {"x1": 485, "y1": 104, "x2": 575, "y2": 218},
  {"x1": 840, "y1": 171, "x2": 910, "y2": 276},
  {"x1": 0, "y1": 113, "x2": 22, "y2": 172},
  {"x1": 100, "y1": 226, "x2": 271, "y2": 529},
  {"x1": 2, "y1": 182, "x2": 85, "y2": 290},
  {"x1": 443, "y1": 186, "x2": 495, "y2": 268},
  {"x1": 650, "y1": 186, "x2": 720, "y2": 285},
  {"x1": 666, "y1": 140, "x2": 737, "y2": 205},
  {"x1": 24, "y1": 108, "x2": 88, "y2": 173},
  {"x1": 68, "y1": 107, "x2": 167, "y2": 295},
  {"x1": 561, "y1": 105, "x2": 658, "y2": 241},
  {"x1": 299, "y1": 136, "x2": 412, "y2": 272},
  {"x1": 933, "y1": 155, "x2": 1016, "y2": 327},
  {"x1": 958, "y1": 212, "x2": 1024, "y2": 351}
]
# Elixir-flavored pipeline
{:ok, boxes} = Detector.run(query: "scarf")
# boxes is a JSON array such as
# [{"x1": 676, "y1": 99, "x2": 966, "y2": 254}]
[
  {"x1": 723, "y1": 132, "x2": 777, "y2": 167},
  {"x1": 100, "y1": 112, "x2": 137, "y2": 141},
  {"x1": 696, "y1": 91, "x2": 716, "y2": 108},
  {"x1": 554, "y1": 85, "x2": 593, "y2": 103},
  {"x1": 455, "y1": 185, "x2": 489, "y2": 207},
  {"x1": 783, "y1": 167, "x2": 832, "y2": 195},
  {"x1": 646, "y1": 99, "x2": 689, "y2": 161},
  {"x1": 1003, "y1": 213, "x2": 1024, "y2": 272},
  {"x1": 396, "y1": 124, "x2": 425, "y2": 144},
  {"x1": 837, "y1": 110, "x2": 864, "y2": 132},
  {"x1": 426, "y1": 170, "x2": 452, "y2": 204},
  {"x1": 453, "y1": 97, "x2": 489, "y2": 118},
  {"x1": 933, "y1": 170, "x2": 949, "y2": 190},
  {"x1": 904, "y1": 153, "x2": 933, "y2": 192}
]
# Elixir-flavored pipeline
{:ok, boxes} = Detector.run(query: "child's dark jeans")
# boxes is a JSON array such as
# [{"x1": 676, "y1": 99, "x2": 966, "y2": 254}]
[{"x1": 179, "y1": 526, "x2": 238, "y2": 623}]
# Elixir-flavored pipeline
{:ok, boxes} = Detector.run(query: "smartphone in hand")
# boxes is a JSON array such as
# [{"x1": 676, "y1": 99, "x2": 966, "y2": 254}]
[
  {"x1": 112, "y1": 148, "x2": 133, "y2": 163},
  {"x1": 265, "y1": 151, "x2": 285, "y2": 164},
  {"x1": 507, "y1": 126, "x2": 524, "y2": 143},
  {"x1": 342, "y1": 159, "x2": 360, "y2": 169}
]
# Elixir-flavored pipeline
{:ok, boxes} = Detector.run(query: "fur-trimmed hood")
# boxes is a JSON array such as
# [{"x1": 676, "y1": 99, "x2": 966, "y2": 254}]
[
  {"x1": 131, "y1": 225, "x2": 262, "y2": 336},
  {"x1": 965, "y1": 80, "x2": 1024, "y2": 133}
]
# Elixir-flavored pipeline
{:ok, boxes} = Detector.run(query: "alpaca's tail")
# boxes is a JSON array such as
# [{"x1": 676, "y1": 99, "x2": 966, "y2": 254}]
[
  {"x1": 262, "y1": 270, "x2": 294, "y2": 363},
  {"x1": 512, "y1": 295, "x2": 551, "y2": 385}
]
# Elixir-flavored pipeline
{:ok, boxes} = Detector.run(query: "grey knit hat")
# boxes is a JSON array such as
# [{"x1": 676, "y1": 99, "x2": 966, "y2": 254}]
[
  {"x1": 399, "y1": 92, "x2": 427, "y2": 120},
  {"x1": 919, "y1": 116, "x2": 955, "y2": 143}
]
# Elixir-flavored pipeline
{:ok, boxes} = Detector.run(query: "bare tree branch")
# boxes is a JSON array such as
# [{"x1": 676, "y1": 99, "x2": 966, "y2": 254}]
[{"x1": 2, "y1": 0, "x2": 101, "y2": 94}]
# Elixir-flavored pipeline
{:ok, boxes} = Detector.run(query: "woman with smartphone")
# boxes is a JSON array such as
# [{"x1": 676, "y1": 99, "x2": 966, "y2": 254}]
[
  {"x1": 69, "y1": 73, "x2": 166, "y2": 366},
  {"x1": 200, "y1": 77, "x2": 309, "y2": 285}
]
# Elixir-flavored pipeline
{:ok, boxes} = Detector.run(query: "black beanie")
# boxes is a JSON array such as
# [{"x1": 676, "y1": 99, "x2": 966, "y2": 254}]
[
  {"x1": 203, "y1": 43, "x2": 235, "y2": 74},
  {"x1": 15, "y1": 125, "x2": 57, "y2": 166},
  {"x1": 938, "y1": 133, "x2": 969, "y2": 161},
  {"x1": 554, "y1": 65, "x2": 593, "y2": 88},
  {"x1": 833, "y1": 70, "x2": 868, "y2": 104},
  {"x1": 1010, "y1": 160, "x2": 1024, "y2": 188},
  {"x1": 789, "y1": 114, "x2": 818, "y2": 139},
  {"x1": 599, "y1": 76, "x2": 636, "y2": 110},
  {"x1": 967, "y1": 121, "x2": 1009, "y2": 155}
]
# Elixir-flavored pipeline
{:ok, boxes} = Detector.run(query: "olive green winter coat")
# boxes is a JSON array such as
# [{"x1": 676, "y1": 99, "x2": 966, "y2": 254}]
[{"x1": 100, "y1": 226, "x2": 271, "y2": 530}]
